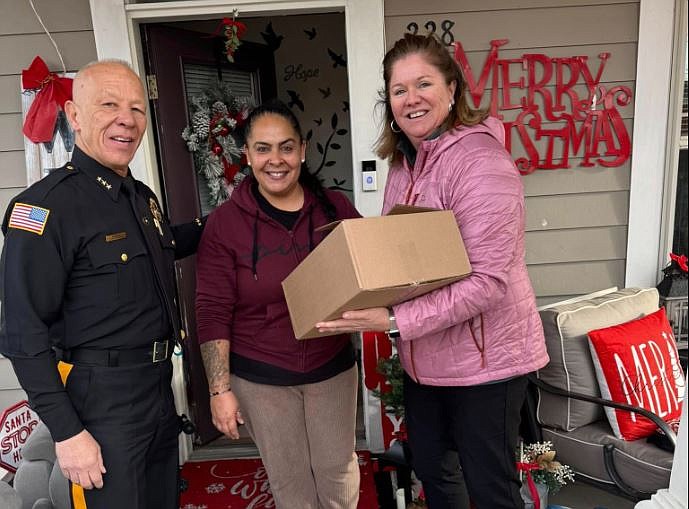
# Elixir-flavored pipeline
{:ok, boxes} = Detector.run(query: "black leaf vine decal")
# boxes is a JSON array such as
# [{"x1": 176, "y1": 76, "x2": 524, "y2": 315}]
[{"x1": 313, "y1": 113, "x2": 348, "y2": 178}]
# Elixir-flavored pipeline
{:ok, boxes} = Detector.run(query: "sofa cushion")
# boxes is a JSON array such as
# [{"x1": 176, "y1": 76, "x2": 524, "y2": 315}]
[
  {"x1": 13, "y1": 459, "x2": 52, "y2": 508},
  {"x1": 542, "y1": 420, "x2": 673, "y2": 494},
  {"x1": 588, "y1": 307, "x2": 685, "y2": 440},
  {"x1": 0, "y1": 481, "x2": 22, "y2": 509},
  {"x1": 20, "y1": 423, "x2": 55, "y2": 463},
  {"x1": 49, "y1": 461, "x2": 70, "y2": 509},
  {"x1": 537, "y1": 288, "x2": 659, "y2": 430}
]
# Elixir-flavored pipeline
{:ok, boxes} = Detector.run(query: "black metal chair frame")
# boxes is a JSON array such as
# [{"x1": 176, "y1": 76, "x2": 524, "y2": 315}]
[{"x1": 524, "y1": 373, "x2": 677, "y2": 501}]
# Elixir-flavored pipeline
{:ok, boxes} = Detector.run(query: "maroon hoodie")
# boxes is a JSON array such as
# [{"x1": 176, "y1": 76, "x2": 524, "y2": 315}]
[{"x1": 196, "y1": 177, "x2": 360, "y2": 372}]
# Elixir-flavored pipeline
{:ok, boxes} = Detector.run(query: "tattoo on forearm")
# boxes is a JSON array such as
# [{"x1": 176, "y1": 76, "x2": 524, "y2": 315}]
[{"x1": 200, "y1": 340, "x2": 230, "y2": 389}]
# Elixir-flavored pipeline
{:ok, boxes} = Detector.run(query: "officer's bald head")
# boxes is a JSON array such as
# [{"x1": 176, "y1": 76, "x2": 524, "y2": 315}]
[
  {"x1": 65, "y1": 60, "x2": 148, "y2": 176},
  {"x1": 72, "y1": 60, "x2": 143, "y2": 106}
]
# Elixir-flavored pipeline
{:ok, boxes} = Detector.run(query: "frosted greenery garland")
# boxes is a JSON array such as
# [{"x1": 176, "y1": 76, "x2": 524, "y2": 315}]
[
  {"x1": 181, "y1": 82, "x2": 253, "y2": 207},
  {"x1": 520, "y1": 441, "x2": 575, "y2": 493}
]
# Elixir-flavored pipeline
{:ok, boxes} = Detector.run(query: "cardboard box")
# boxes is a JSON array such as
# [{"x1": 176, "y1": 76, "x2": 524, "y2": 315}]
[{"x1": 282, "y1": 206, "x2": 472, "y2": 339}]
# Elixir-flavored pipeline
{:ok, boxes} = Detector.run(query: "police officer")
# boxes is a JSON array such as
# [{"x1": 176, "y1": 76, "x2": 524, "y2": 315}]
[{"x1": 0, "y1": 60, "x2": 203, "y2": 508}]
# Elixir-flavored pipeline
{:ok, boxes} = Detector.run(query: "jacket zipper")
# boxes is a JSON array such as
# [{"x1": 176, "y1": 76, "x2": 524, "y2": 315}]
[
  {"x1": 259, "y1": 208, "x2": 309, "y2": 371},
  {"x1": 404, "y1": 166, "x2": 418, "y2": 206},
  {"x1": 403, "y1": 142, "x2": 434, "y2": 206},
  {"x1": 403, "y1": 157, "x2": 422, "y2": 381},
  {"x1": 289, "y1": 229, "x2": 307, "y2": 372},
  {"x1": 292, "y1": 210, "x2": 310, "y2": 372}
]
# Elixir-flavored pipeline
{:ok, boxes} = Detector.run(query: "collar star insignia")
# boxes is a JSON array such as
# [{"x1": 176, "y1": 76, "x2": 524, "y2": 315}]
[{"x1": 96, "y1": 176, "x2": 112, "y2": 189}]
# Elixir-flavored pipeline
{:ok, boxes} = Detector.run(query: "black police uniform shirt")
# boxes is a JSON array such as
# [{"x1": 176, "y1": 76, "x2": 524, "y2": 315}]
[{"x1": 0, "y1": 146, "x2": 204, "y2": 442}]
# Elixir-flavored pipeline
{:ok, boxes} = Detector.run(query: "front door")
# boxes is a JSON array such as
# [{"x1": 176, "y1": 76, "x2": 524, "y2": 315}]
[
  {"x1": 90, "y1": 0, "x2": 386, "y2": 457},
  {"x1": 141, "y1": 23, "x2": 277, "y2": 444}
]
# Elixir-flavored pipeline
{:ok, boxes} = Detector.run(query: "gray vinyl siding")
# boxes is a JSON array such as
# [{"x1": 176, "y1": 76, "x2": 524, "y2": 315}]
[
  {"x1": 384, "y1": 0, "x2": 639, "y2": 305},
  {"x1": 0, "y1": 0, "x2": 96, "y2": 404}
]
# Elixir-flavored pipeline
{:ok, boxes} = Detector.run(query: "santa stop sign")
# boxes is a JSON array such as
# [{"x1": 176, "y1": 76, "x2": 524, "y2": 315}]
[{"x1": 0, "y1": 400, "x2": 40, "y2": 472}]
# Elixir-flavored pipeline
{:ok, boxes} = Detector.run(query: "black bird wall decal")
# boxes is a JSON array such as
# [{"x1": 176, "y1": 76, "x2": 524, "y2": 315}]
[
  {"x1": 318, "y1": 87, "x2": 331, "y2": 99},
  {"x1": 304, "y1": 27, "x2": 317, "y2": 40},
  {"x1": 327, "y1": 48, "x2": 347, "y2": 68},
  {"x1": 261, "y1": 22, "x2": 284, "y2": 51},
  {"x1": 286, "y1": 90, "x2": 305, "y2": 111}
]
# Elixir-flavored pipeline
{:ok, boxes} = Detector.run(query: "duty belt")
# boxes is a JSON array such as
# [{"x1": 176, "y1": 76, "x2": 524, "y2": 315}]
[{"x1": 54, "y1": 340, "x2": 173, "y2": 367}]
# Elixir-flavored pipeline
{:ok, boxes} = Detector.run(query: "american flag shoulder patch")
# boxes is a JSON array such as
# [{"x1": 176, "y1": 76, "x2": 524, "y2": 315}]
[{"x1": 8, "y1": 202, "x2": 50, "y2": 235}]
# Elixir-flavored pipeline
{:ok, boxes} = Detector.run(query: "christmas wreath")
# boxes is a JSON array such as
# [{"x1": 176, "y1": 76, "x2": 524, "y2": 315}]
[{"x1": 182, "y1": 82, "x2": 253, "y2": 207}]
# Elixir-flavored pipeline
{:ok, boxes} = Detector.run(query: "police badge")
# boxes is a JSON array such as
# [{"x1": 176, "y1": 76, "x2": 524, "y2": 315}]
[{"x1": 149, "y1": 198, "x2": 164, "y2": 236}]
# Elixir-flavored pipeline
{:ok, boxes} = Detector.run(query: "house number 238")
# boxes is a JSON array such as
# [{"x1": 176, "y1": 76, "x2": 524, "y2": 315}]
[{"x1": 406, "y1": 20, "x2": 456, "y2": 45}]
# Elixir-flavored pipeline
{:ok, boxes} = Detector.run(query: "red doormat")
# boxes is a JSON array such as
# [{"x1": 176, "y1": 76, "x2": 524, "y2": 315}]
[{"x1": 179, "y1": 450, "x2": 378, "y2": 508}]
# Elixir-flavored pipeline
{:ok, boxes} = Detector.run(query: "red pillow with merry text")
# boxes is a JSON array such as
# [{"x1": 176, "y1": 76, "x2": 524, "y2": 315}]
[{"x1": 587, "y1": 307, "x2": 685, "y2": 441}]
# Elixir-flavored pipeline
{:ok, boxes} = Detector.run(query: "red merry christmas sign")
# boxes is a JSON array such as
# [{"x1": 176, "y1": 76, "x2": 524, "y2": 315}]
[{"x1": 454, "y1": 39, "x2": 632, "y2": 174}]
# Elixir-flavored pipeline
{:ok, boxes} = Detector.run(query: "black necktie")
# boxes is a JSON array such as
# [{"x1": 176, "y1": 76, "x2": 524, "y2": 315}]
[{"x1": 121, "y1": 177, "x2": 181, "y2": 342}]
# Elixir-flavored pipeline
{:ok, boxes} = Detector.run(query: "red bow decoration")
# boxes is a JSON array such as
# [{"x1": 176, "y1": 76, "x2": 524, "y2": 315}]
[
  {"x1": 516, "y1": 462, "x2": 542, "y2": 509},
  {"x1": 221, "y1": 18, "x2": 247, "y2": 63},
  {"x1": 670, "y1": 253, "x2": 688, "y2": 272},
  {"x1": 205, "y1": 17, "x2": 247, "y2": 63},
  {"x1": 22, "y1": 56, "x2": 73, "y2": 143},
  {"x1": 222, "y1": 17, "x2": 247, "y2": 39}
]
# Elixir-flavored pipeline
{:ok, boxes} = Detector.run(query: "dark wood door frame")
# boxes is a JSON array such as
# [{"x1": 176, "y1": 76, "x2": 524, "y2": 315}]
[{"x1": 140, "y1": 23, "x2": 276, "y2": 443}]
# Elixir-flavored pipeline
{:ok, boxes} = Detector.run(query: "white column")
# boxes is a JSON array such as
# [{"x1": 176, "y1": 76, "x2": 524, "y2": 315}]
[
  {"x1": 635, "y1": 392, "x2": 688, "y2": 509},
  {"x1": 345, "y1": 0, "x2": 386, "y2": 218},
  {"x1": 625, "y1": 0, "x2": 675, "y2": 288}
]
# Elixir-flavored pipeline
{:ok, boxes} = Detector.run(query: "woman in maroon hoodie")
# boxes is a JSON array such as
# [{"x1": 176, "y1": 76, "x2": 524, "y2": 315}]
[{"x1": 195, "y1": 100, "x2": 361, "y2": 508}]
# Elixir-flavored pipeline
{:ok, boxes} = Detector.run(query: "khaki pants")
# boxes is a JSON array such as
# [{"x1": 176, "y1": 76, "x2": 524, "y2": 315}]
[{"x1": 232, "y1": 365, "x2": 360, "y2": 509}]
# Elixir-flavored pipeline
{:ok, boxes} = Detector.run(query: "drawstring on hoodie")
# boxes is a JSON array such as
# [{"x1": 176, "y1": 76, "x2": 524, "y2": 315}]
[
  {"x1": 468, "y1": 313, "x2": 486, "y2": 368},
  {"x1": 252, "y1": 210, "x2": 259, "y2": 280}
]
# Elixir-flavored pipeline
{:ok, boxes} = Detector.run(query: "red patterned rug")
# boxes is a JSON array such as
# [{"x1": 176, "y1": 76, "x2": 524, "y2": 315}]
[{"x1": 179, "y1": 450, "x2": 378, "y2": 508}]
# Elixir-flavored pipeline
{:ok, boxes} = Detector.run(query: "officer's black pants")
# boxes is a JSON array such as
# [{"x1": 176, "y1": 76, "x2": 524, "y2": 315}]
[
  {"x1": 403, "y1": 373, "x2": 527, "y2": 509},
  {"x1": 63, "y1": 359, "x2": 179, "y2": 509}
]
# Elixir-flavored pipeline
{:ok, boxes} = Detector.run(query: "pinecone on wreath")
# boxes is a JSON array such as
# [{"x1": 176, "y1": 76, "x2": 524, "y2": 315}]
[{"x1": 181, "y1": 82, "x2": 253, "y2": 207}]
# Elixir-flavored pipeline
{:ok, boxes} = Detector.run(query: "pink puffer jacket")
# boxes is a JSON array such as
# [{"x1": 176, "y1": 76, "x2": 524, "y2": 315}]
[{"x1": 385, "y1": 117, "x2": 549, "y2": 386}]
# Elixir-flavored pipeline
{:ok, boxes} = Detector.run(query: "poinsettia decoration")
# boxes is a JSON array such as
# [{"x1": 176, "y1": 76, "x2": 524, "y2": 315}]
[
  {"x1": 182, "y1": 82, "x2": 252, "y2": 207},
  {"x1": 221, "y1": 17, "x2": 247, "y2": 63}
]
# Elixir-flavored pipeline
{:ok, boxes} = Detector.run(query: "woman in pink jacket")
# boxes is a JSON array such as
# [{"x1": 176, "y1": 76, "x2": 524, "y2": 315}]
[{"x1": 317, "y1": 34, "x2": 549, "y2": 508}]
